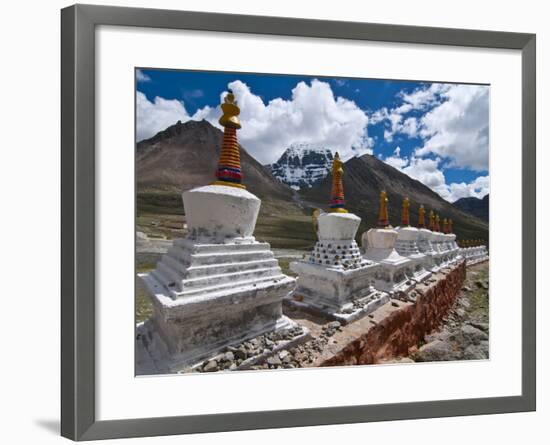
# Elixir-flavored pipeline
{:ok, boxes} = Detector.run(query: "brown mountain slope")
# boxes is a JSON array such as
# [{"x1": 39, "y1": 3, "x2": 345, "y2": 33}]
[
  {"x1": 136, "y1": 120, "x2": 315, "y2": 249},
  {"x1": 300, "y1": 154, "x2": 488, "y2": 242},
  {"x1": 137, "y1": 119, "x2": 294, "y2": 203}
]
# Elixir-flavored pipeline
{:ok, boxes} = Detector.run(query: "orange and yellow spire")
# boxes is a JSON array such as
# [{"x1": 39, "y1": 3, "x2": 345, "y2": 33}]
[
  {"x1": 329, "y1": 152, "x2": 348, "y2": 213},
  {"x1": 378, "y1": 191, "x2": 390, "y2": 227},
  {"x1": 443, "y1": 218, "x2": 449, "y2": 234},
  {"x1": 212, "y1": 90, "x2": 245, "y2": 189},
  {"x1": 418, "y1": 205, "x2": 426, "y2": 228},
  {"x1": 435, "y1": 214, "x2": 441, "y2": 232},
  {"x1": 401, "y1": 197, "x2": 410, "y2": 226},
  {"x1": 448, "y1": 219, "x2": 454, "y2": 233},
  {"x1": 429, "y1": 210, "x2": 435, "y2": 231}
]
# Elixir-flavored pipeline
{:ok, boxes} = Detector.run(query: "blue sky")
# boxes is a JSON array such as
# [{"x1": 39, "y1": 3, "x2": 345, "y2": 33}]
[{"x1": 136, "y1": 68, "x2": 489, "y2": 202}]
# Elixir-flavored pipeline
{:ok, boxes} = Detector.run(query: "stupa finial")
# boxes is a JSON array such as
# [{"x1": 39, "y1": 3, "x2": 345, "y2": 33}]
[
  {"x1": 443, "y1": 218, "x2": 449, "y2": 234},
  {"x1": 401, "y1": 197, "x2": 410, "y2": 226},
  {"x1": 378, "y1": 191, "x2": 390, "y2": 227},
  {"x1": 435, "y1": 214, "x2": 441, "y2": 232},
  {"x1": 213, "y1": 90, "x2": 245, "y2": 189},
  {"x1": 329, "y1": 152, "x2": 348, "y2": 213},
  {"x1": 418, "y1": 205, "x2": 426, "y2": 228},
  {"x1": 448, "y1": 219, "x2": 453, "y2": 233},
  {"x1": 429, "y1": 210, "x2": 435, "y2": 231}
]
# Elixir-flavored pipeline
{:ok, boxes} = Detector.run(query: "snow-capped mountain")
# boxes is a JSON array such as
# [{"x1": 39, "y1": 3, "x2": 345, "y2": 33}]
[{"x1": 268, "y1": 143, "x2": 334, "y2": 190}]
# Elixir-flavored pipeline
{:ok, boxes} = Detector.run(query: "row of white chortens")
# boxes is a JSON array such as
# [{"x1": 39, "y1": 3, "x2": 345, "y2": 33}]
[{"x1": 136, "y1": 93, "x2": 488, "y2": 374}]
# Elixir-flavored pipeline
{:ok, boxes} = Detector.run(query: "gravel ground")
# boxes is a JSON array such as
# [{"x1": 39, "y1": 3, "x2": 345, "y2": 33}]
[{"x1": 410, "y1": 261, "x2": 489, "y2": 362}]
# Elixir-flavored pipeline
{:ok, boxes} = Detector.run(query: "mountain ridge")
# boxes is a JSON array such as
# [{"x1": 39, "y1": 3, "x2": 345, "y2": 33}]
[
  {"x1": 136, "y1": 119, "x2": 488, "y2": 242},
  {"x1": 268, "y1": 143, "x2": 333, "y2": 190},
  {"x1": 300, "y1": 153, "x2": 488, "y2": 241},
  {"x1": 453, "y1": 195, "x2": 489, "y2": 222}
]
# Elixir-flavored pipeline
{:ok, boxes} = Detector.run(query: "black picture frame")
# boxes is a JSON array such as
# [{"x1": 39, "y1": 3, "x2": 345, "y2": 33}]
[{"x1": 61, "y1": 4, "x2": 536, "y2": 441}]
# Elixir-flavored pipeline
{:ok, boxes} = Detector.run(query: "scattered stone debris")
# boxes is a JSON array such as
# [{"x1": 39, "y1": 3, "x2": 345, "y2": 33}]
[
  {"x1": 411, "y1": 263, "x2": 489, "y2": 363},
  {"x1": 194, "y1": 326, "x2": 307, "y2": 372}
]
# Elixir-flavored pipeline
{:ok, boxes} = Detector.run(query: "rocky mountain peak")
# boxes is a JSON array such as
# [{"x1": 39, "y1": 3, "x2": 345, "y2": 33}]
[{"x1": 268, "y1": 142, "x2": 334, "y2": 190}]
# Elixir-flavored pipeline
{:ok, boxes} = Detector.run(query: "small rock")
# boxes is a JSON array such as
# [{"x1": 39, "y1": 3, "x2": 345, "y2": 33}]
[
  {"x1": 413, "y1": 340, "x2": 461, "y2": 362},
  {"x1": 279, "y1": 350, "x2": 290, "y2": 359},
  {"x1": 234, "y1": 348, "x2": 247, "y2": 360},
  {"x1": 203, "y1": 360, "x2": 218, "y2": 372},
  {"x1": 461, "y1": 324, "x2": 489, "y2": 345},
  {"x1": 463, "y1": 344, "x2": 488, "y2": 360},
  {"x1": 468, "y1": 321, "x2": 489, "y2": 333},
  {"x1": 327, "y1": 321, "x2": 341, "y2": 330},
  {"x1": 267, "y1": 355, "x2": 282, "y2": 366}
]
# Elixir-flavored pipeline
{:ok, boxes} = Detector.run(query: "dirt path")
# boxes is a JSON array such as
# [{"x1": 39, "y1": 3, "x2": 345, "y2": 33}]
[{"x1": 410, "y1": 262, "x2": 489, "y2": 362}]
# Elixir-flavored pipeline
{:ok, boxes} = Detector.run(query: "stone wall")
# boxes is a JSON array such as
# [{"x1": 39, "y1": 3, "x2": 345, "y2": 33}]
[{"x1": 319, "y1": 261, "x2": 466, "y2": 366}]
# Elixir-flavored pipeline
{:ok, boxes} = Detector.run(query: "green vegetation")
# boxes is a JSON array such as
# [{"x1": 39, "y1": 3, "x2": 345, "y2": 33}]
[
  {"x1": 135, "y1": 276, "x2": 153, "y2": 324},
  {"x1": 466, "y1": 266, "x2": 490, "y2": 323}
]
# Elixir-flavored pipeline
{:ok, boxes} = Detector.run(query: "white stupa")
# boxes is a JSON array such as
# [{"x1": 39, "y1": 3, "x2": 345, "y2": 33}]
[
  {"x1": 428, "y1": 213, "x2": 446, "y2": 271},
  {"x1": 290, "y1": 154, "x2": 388, "y2": 323},
  {"x1": 136, "y1": 92, "x2": 306, "y2": 374},
  {"x1": 460, "y1": 239, "x2": 489, "y2": 265},
  {"x1": 394, "y1": 200, "x2": 431, "y2": 283},
  {"x1": 362, "y1": 191, "x2": 415, "y2": 294},
  {"x1": 416, "y1": 208, "x2": 438, "y2": 272}
]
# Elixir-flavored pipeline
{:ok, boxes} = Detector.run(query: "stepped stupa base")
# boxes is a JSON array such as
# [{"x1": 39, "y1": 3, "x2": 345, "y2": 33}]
[
  {"x1": 135, "y1": 180, "x2": 305, "y2": 375},
  {"x1": 409, "y1": 256, "x2": 432, "y2": 283},
  {"x1": 362, "y1": 228, "x2": 416, "y2": 295},
  {"x1": 136, "y1": 315, "x2": 310, "y2": 374},
  {"x1": 363, "y1": 248, "x2": 416, "y2": 294},
  {"x1": 460, "y1": 246, "x2": 489, "y2": 266},
  {"x1": 136, "y1": 238, "x2": 298, "y2": 375},
  {"x1": 288, "y1": 260, "x2": 389, "y2": 324},
  {"x1": 395, "y1": 227, "x2": 432, "y2": 283}
]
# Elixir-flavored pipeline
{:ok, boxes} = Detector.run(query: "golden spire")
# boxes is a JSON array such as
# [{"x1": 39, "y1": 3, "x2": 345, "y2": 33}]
[
  {"x1": 435, "y1": 214, "x2": 441, "y2": 232},
  {"x1": 418, "y1": 205, "x2": 426, "y2": 228},
  {"x1": 448, "y1": 219, "x2": 453, "y2": 233},
  {"x1": 429, "y1": 210, "x2": 435, "y2": 231},
  {"x1": 443, "y1": 218, "x2": 449, "y2": 234},
  {"x1": 401, "y1": 197, "x2": 410, "y2": 226},
  {"x1": 378, "y1": 191, "x2": 390, "y2": 227},
  {"x1": 213, "y1": 90, "x2": 245, "y2": 189},
  {"x1": 329, "y1": 152, "x2": 348, "y2": 213}
]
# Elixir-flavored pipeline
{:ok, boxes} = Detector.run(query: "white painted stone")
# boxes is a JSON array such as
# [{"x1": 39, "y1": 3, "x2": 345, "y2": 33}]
[
  {"x1": 317, "y1": 212, "x2": 361, "y2": 240},
  {"x1": 136, "y1": 184, "x2": 305, "y2": 374},
  {"x1": 183, "y1": 184, "x2": 260, "y2": 243},
  {"x1": 362, "y1": 228, "x2": 416, "y2": 294},
  {"x1": 290, "y1": 260, "x2": 387, "y2": 322},
  {"x1": 395, "y1": 226, "x2": 432, "y2": 283},
  {"x1": 363, "y1": 227, "x2": 398, "y2": 249},
  {"x1": 459, "y1": 245, "x2": 489, "y2": 265},
  {"x1": 289, "y1": 211, "x2": 385, "y2": 320},
  {"x1": 428, "y1": 231, "x2": 446, "y2": 271}
]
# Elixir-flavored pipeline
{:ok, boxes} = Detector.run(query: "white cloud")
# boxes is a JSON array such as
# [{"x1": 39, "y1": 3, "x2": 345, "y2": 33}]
[
  {"x1": 382, "y1": 149, "x2": 489, "y2": 202},
  {"x1": 371, "y1": 83, "x2": 489, "y2": 172},
  {"x1": 384, "y1": 146, "x2": 408, "y2": 169},
  {"x1": 220, "y1": 79, "x2": 372, "y2": 164},
  {"x1": 398, "y1": 83, "x2": 448, "y2": 110},
  {"x1": 136, "y1": 69, "x2": 151, "y2": 83},
  {"x1": 136, "y1": 91, "x2": 190, "y2": 141},
  {"x1": 415, "y1": 85, "x2": 489, "y2": 171},
  {"x1": 137, "y1": 79, "x2": 373, "y2": 164},
  {"x1": 447, "y1": 176, "x2": 490, "y2": 202}
]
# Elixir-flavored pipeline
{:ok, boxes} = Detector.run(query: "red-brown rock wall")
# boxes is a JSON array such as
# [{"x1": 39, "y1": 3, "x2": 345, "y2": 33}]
[{"x1": 320, "y1": 262, "x2": 466, "y2": 366}]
